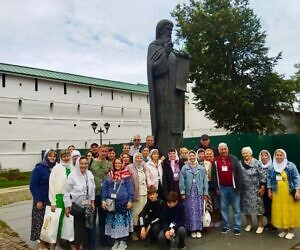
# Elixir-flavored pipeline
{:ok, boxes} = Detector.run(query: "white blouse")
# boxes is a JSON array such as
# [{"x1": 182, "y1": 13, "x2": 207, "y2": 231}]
[
  {"x1": 63, "y1": 170, "x2": 95, "y2": 208},
  {"x1": 146, "y1": 160, "x2": 163, "y2": 190}
]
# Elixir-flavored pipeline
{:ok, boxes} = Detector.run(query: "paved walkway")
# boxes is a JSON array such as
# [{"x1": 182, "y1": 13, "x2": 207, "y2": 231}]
[{"x1": 0, "y1": 200, "x2": 299, "y2": 250}]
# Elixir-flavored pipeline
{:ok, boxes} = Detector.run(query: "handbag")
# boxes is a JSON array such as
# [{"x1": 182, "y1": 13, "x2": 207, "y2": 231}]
[
  {"x1": 105, "y1": 180, "x2": 123, "y2": 212},
  {"x1": 70, "y1": 202, "x2": 85, "y2": 216},
  {"x1": 202, "y1": 200, "x2": 211, "y2": 228}
]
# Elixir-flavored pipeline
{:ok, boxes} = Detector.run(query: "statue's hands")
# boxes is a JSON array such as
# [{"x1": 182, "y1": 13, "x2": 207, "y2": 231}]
[{"x1": 166, "y1": 42, "x2": 173, "y2": 55}]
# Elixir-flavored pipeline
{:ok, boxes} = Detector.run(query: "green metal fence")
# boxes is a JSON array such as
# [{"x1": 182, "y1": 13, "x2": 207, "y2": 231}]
[
  {"x1": 183, "y1": 133, "x2": 300, "y2": 169},
  {"x1": 43, "y1": 133, "x2": 300, "y2": 170}
]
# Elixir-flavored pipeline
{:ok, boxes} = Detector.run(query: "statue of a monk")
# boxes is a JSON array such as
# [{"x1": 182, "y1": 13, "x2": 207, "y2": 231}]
[{"x1": 147, "y1": 19, "x2": 190, "y2": 156}]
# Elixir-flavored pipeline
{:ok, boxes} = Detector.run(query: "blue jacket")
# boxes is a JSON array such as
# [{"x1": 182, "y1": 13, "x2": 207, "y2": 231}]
[
  {"x1": 179, "y1": 163, "x2": 208, "y2": 196},
  {"x1": 101, "y1": 176, "x2": 134, "y2": 205},
  {"x1": 267, "y1": 161, "x2": 300, "y2": 192},
  {"x1": 30, "y1": 163, "x2": 51, "y2": 202}
]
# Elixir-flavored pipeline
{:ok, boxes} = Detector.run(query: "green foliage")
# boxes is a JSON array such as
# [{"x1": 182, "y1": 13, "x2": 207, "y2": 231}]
[
  {"x1": 172, "y1": 0, "x2": 298, "y2": 134},
  {"x1": 0, "y1": 170, "x2": 31, "y2": 188}
]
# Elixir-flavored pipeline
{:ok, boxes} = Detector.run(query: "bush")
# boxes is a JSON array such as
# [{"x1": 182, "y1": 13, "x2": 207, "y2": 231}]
[{"x1": 0, "y1": 169, "x2": 26, "y2": 181}]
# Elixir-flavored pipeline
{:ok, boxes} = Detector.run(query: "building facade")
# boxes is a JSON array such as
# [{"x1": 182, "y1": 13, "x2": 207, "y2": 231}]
[{"x1": 0, "y1": 63, "x2": 225, "y2": 171}]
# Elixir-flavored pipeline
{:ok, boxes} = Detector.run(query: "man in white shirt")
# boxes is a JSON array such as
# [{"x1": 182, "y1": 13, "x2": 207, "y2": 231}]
[{"x1": 129, "y1": 134, "x2": 142, "y2": 157}]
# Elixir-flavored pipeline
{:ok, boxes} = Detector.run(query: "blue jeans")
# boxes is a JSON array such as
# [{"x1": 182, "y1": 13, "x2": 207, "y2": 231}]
[{"x1": 220, "y1": 185, "x2": 241, "y2": 231}]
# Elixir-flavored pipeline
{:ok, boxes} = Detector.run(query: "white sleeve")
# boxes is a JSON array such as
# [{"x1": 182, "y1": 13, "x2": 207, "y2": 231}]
[
  {"x1": 48, "y1": 168, "x2": 56, "y2": 206},
  {"x1": 89, "y1": 171, "x2": 96, "y2": 201}
]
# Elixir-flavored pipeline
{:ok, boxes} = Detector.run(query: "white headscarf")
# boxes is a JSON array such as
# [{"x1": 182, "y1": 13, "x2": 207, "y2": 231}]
[
  {"x1": 273, "y1": 149, "x2": 288, "y2": 173},
  {"x1": 133, "y1": 152, "x2": 144, "y2": 170},
  {"x1": 188, "y1": 150, "x2": 199, "y2": 167},
  {"x1": 259, "y1": 150, "x2": 272, "y2": 169}
]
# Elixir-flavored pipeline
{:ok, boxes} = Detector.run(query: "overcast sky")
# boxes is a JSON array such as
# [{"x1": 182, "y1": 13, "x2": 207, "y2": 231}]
[{"x1": 0, "y1": 0, "x2": 299, "y2": 84}]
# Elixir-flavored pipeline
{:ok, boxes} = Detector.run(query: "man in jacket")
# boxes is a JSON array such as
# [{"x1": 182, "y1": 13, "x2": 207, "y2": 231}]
[{"x1": 211, "y1": 142, "x2": 243, "y2": 236}]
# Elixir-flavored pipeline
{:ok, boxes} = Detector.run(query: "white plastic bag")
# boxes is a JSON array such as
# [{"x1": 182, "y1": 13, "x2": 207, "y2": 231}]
[
  {"x1": 61, "y1": 215, "x2": 74, "y2": 242},
  {"x1": 40, "y1": 206, "x2": 62, "y2": 244},
  {"x1": 202, "y1": 200, "x2": 211, "y2": 228}
]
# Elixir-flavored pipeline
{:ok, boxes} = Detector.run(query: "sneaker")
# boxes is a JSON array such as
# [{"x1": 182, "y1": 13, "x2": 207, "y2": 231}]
[
  {"x1": 221, "y1": 228, "x2": 230, "y2": 234},
  {"x1": 244, "y1": 225, "x2": 252, "y2": 232},
  {"x1": 118, "y1": 241, "x2": 127, "y2": 250},
  {"x1": 278, "y1": 231, "x2": 287, "y2": 238},
  {"x1": 111, "y1": 241, "x2": 119, "y2": 250},
  {"x1": 285, "y1": 233, "x2": 294, "y2": 240},
  {"x1": 233, "y1": 229, "x2": 241, "y2": 236},
  {"x1": 196, "y1": 232, "x2": 202, "y2": 238},
  {"x1": 179, "y1": 247, "x2": 186, "y2": 250},
  {"x1": 256, "y1": 227, "x2": 264, "y2": 234},
  {"x1": 191, "y1": 232, "x2": 197, "y2": 238}
]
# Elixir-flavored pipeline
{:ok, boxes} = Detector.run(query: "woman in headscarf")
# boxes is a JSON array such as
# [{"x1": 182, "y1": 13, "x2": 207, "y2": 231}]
[
  {"x1": 49, "y1": 149, "x2": 74, "y2": 247},
  {"x1": 162, "y1": 148, "x2": 185, "y2": 198},
  {"x1": 146, "y1": 149, "x2": 164, "y2": 199},
  {"x1": 197, "y1": 148, "x2": 206, "y2": 165},
  {"x1": 101, "y1": 158, "x2": 133, "y2": 250},
  {"x1": 64, "y1": 157, "x2": 95, "y2": 250},
  {"x1": 128, "y1": 152, "x2": 151, "y2": 241},
  {"x1": 267, "y1": 149, "x2": 300, "y2": 240},
  {"x1": 204, "y1": 148, "x2": 220, "y2": 228},
  {"x1": 179, "y1": 151, "x2": 208, "y2": 238},
  {"x1": 30, "y1": 149, "x2": 57, "y2": 250},
  {"x1": 240, "y1": 147, "x2": 266, "y2": 234},
  {"x1": 259, "y1": 150, "x2": 275, "y2": 230}
]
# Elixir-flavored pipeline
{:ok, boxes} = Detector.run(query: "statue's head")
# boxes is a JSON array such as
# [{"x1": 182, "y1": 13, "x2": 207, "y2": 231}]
[{"x1": 156, "y1": 19, "x2": 173, "y2": 40}]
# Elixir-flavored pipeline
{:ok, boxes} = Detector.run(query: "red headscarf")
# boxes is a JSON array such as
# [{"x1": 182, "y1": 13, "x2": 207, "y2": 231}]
[{"x1": 108, "y1": 159, "x2": 131, "y2": 181}]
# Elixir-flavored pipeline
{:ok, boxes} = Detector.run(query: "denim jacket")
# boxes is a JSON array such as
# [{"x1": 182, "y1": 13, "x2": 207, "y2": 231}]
[
  {"x1": 267, "y1": 161, "x2": 300, "y2": 192},
  {"x1": 179, "y1": 163, "x2": 208, "y2": 196}
]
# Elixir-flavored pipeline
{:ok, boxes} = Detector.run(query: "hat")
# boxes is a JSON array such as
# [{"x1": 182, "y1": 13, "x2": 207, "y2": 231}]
[
  {"x1": 71, "y1": 150, "x2": 81, "y2": 158},
  {"x1": 201, "y1": 134, "x2": 209, "y2": 140}
]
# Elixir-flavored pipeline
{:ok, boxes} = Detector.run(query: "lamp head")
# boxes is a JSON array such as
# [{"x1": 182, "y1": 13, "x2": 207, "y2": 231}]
[
  {"x1": 91, "y1": 122, "x2": 98, "y2": 131},
  {"x1": 104, "y1": 122, "x2": 110, "y2": 131}
]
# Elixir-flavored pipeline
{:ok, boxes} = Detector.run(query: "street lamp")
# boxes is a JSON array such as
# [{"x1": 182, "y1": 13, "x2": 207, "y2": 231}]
[{"x1": 91, "y1": 122, "x2": 110, "y2": 145}]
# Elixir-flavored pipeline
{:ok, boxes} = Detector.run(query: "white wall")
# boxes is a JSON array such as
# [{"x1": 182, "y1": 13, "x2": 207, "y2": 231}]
[{"x1": 0, "y1": 74, "x2": 226, "y2": 171}]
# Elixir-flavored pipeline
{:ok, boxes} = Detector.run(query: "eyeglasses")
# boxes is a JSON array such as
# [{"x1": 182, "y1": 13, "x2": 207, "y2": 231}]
[{"x1": 133, "y1": 139, "x2": 140, "y2": 141}]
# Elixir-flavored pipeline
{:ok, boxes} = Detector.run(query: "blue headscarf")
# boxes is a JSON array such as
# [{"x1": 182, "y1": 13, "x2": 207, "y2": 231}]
[{"x1": 39, "y1": 149, "x2": 57, "y2": 168}]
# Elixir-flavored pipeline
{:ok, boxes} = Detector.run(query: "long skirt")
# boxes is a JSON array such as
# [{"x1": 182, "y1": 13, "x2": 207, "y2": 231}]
[
  {"x1": 105, "y1": 203, "x2": 133, "y2": 239},
  {"x1": 55, "y1": 194, "x2": 65, "y2": 239},
  {"x1": 73, "y1": 212, "x2": 87, "y2": 246},
  {"x1": 272, "y1": 171, "x2": 300, "y2": 228},
  {"x1": 30, "y1": 201, "x2": 49, "y2": 241},
  {"x1": 185, "y1": 183, "x2": 204, "y2": 231}
]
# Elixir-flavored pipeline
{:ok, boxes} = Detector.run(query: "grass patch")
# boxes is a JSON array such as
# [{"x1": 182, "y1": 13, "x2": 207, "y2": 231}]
[{"x1": 0, "y1": 170, "x2": 31, "y2": 189}]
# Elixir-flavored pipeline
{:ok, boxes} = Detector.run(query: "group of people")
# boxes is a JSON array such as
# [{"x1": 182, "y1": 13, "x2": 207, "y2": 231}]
[{"x1": 29, "y1": 134, "x2": 300, "y2": 250}]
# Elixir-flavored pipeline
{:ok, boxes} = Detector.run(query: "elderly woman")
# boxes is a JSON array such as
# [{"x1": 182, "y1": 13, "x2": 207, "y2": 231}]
[
  {"x1": 259, "y1": 150, "x2": 274, "y2": 230},
  {"x1": 30, "y1": 149, "x2": 57, "y2": 250},
  {"x1": 179, "y1": 147, "x2": 189, "y2": 164},
  {"x1": 267, "y1": 149, "x2": 300, "y2": 240},
  {"x1": 49, "y1": 149, "x2": 74, "y2": 245},
  {"x1": 102, "y1": 158, "x2": 134, "y2": 250},
  {"x1": 146, "y1": 149, "x2": 164, "y2": 199},
  {"x1": 240, "y1": 147, "x2": 266, "y2": 234},
  {"x1": 241, "y1": 147, "x2": 266, "y2": 234},
  {"x1": 162, "y1": 148, "x2": 185, "y2": 198},
  {"x1": 64, "y1": 157, "x2": 95, "y2": 250},
  {"x1": 180, "y1": 151, "x2": 208, "y2": 238},
  {"x1": 128, "y1": 152, "x2": 151, "y2": 240}
]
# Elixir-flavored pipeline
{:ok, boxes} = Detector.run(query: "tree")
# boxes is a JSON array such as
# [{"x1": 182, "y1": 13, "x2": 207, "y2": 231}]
[{"x1": 172, "y1": 0, "x2": 298, "y2": 134}]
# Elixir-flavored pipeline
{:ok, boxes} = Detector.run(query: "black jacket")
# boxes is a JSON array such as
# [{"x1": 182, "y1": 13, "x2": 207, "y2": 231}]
[
  {"x1": 138, "y1": 199, "x2": 165, "y2": 227},
  {"x1": 162, "y1": 158, "x2": 185, "y2": 198},
  {"x1": 211, "y1": 154, "x2": 244, "y2": 192},
  {"x1": 161, "y1": 202, "x2": 185, "y2": 232}
]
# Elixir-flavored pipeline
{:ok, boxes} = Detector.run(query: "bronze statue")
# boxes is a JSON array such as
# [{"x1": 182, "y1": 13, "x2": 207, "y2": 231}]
[{"x1": 147, "y1": 19, "x2": 190, "y2": 156}]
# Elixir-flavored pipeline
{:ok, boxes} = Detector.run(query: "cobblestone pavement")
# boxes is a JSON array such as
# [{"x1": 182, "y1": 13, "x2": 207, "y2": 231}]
[
  {"x1": 0, "y1": 220, "x2": 31, "y2": 250},
  {"x1": 0, "y1": 200, "x2": 299, "y2": 250}
]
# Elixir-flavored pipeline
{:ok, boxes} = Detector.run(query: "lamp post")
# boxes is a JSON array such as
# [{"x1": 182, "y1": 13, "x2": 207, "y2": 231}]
[{"x1": 91, "y1": 122, "x2": 110, "y2": 145}]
